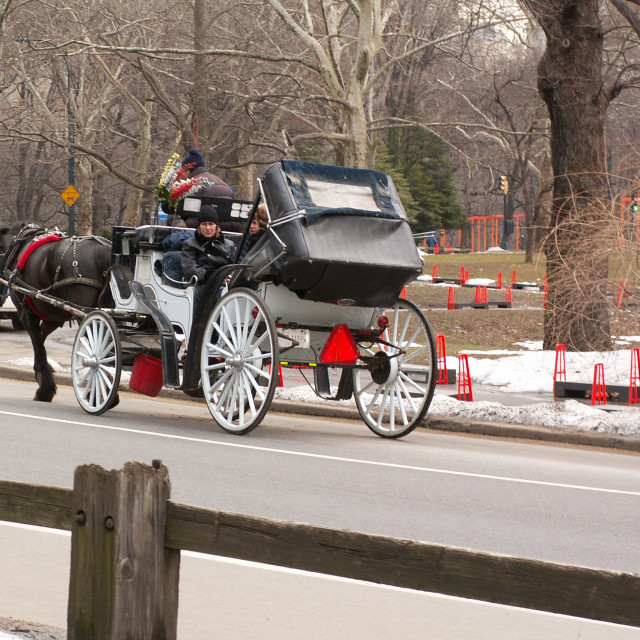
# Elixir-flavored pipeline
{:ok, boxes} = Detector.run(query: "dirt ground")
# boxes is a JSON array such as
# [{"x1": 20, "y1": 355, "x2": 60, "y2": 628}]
[{"x1": 406, "y1": 280, "x2": 640, "y2": 355}]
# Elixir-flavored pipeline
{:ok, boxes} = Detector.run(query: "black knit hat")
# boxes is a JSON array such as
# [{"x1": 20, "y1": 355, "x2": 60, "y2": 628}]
[
  {"x1": 181, "y1": 147, "x2": 205, "y2": 169},
  {"x1": 198, "y1": 205, "x2": 219, "y2": 225}
]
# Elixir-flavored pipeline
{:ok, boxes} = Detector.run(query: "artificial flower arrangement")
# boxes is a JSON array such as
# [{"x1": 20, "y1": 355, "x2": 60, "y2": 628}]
[{"x1": 154, "y1": 153, "x2": 214, "y2": 213}]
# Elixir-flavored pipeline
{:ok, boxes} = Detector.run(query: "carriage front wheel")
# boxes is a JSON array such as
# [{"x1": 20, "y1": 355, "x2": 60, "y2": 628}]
[
  {"x1": 71, "y1": 311, "x2": 122, "y2": 415},
  {"x1": 353, "y1": 299, "x2": 437, "y2": 438},
  {"x1": 200, "y1": 287, "x2": 279, "y2": 435}
]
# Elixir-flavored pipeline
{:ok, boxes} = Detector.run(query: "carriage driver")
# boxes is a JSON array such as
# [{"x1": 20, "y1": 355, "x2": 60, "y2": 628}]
[{"x1": 181, "y1": 205, "x2": 235, "y2": 287}]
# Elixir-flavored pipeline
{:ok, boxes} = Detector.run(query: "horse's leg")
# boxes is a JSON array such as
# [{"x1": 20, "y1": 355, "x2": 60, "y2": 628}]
[{"x1": 21, "y1": 310, "x2": 60, "y2": 402}]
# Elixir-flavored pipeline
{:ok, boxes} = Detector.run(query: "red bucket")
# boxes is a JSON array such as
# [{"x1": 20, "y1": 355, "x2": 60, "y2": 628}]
[{"x1": 129, "y1": 354, "x2": 164, "y2": 397}]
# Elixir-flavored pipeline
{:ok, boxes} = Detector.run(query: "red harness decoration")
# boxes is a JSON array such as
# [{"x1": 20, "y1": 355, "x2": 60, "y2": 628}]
[
  {"x1": 17, "y1": 234, "x2": 63, "y2": 272},
  {"x1": 17, "y1": 234, "x2": 64, "y2": 322},
  {"x1": 25, "y1": 295, "x2": 55, "y2": 322}
]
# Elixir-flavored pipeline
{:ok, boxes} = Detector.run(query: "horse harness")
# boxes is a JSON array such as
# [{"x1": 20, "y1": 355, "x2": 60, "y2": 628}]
[
  {"x1": 41, "y1": 235, "x2": 108, "y2": 294},
  {"x1": 4, "y1": 225, "x2": 108, "y2": 293},
  {"x1": 1, "y1": 226, "x2": 112, "y2": 324}
]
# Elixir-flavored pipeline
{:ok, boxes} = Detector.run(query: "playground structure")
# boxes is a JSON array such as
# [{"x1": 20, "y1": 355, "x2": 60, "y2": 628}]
[
  {"x1": 417, "y1": 213, "x2": 527, "y2": 253},
  {"x1": 418, "y1": 192, "x2": 640, "y2": 254},
  {"x1": 619, "y1": 195, "x2": 640, "y2": 246}
]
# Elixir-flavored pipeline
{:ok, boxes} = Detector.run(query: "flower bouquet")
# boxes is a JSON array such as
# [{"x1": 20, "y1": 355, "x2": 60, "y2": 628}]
[{"x1": 154, "y1": 153, "x2": 214, "y2": 214}]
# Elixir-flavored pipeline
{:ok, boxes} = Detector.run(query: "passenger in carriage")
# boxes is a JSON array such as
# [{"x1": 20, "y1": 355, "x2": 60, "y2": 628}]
[
  {"x1": 181, "y1": 205, "x2": 235, "y2": 294},
  {"x1": 178, "y1": 148, "x2": 242, "y2": 232},
  {"x1": 237, "y1": 203, "x2": 268, "y2": 261}
]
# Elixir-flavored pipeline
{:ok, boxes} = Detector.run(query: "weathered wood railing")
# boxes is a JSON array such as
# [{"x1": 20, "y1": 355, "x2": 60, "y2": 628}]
[{"x1": 1, "y1": 460, "x2": 639, "y2": 639}]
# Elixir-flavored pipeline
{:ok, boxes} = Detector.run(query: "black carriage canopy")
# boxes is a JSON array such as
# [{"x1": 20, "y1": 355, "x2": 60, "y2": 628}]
[
  {"x1": 245, "y1": 160, "x2": 422, "y2": 309},
  {"x1": 282, "y1": 160, "x2": 405, "y2": 224}
]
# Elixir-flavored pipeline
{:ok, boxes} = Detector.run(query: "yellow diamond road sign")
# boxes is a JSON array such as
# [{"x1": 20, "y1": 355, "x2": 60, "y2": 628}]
[{"x1": 61, "y1": 185, "x2": 80, "y2": 206}]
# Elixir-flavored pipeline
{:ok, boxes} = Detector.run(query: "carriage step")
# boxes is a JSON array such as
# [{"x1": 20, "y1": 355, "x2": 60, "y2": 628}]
[{"x1": 129, "y1": 280, "x2": 180, "y2": 387}]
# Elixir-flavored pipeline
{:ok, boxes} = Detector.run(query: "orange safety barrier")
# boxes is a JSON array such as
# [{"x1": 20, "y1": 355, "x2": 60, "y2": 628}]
[
  {"x1": 458, "y1": 266, "x2": 466, "y2": 285},
  {"x1": 432, "y1": 264, "x2": 438, "y2": 278},
  {"x1": 400, "y1": 287, "x2": 407, "y2": 300},
  {"x1": 505, "y1": 285, "x2": 513, "y2": 308},
  {"x1": 591, "y1": 363, "x2": 607, "y2": 406},
  {"x1": 617, "y1": 279, "x2": 630, "y2": 309},
  {"x1": 474, "y1": 286, "x2": 488, "y2": 304},
  {"x1": 447, "y1": 287, "x2": 456, "y2": 310},
  {"x1": 630, "y1": 348, "x2": 640, "y2": 405},
  {"x1": 436, "y1": 334, "x2": 448, "y2": 384},
  {"x1": 554, "y1": 344, "x2": 566, "y2": 396},
  {"x1": 496, "y1": 272, "x2": 502, "y2": 290},
  {"x1": 269, "y1": 363, "x2": 284, "y2": 388},
  {"x1": 457, "y1": 354, "x2": 473, "y2": 401}
]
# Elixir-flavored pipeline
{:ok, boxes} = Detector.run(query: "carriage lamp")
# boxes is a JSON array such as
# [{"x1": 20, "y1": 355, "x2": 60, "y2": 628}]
[
  {"x1": 251, "y1": 306, "x2": 259, "y2": 318},
  {"x1": 377, "y1": 315, "x2": 389, "y2": 330}
]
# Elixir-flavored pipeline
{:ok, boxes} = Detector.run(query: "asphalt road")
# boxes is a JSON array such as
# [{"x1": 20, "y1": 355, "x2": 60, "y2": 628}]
[
  {"x1": 2, "y1": 378, "x2": 640, "y2": 638},
  {"x1": 1, "y1": 378, "x2": 639, "y2": 574}
]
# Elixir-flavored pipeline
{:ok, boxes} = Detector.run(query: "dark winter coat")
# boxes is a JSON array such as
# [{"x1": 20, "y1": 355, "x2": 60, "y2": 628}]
[
  {"x1": 190, "y1": 167, "x2": 234, "y2": 199},
  {"x1": 181, "y1": 230, "x2": 235, "y2": 283},
  {"x1": 237, "y1": 229, "x2": 265, "y2": 262}
]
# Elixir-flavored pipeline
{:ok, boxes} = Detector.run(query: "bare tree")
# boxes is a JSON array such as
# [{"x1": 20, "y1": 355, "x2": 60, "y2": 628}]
[{"x1": 519, "y1": 0, "x2": 640, "y2": 351}]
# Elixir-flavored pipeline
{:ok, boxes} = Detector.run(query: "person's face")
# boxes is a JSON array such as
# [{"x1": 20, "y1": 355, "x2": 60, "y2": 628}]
[
  {"x1": 181, "y1": 167, "x2": 192, "y2": 179},
  {"x1": 199, "y1": 221, "x2": 218, "y2": 238},
  {"x1": 249, "y1": 218, "x2": 260, "y2": 235}
]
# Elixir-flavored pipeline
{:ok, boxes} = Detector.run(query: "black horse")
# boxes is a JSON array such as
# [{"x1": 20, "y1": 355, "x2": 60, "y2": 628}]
[{"x1": 1, "y1": 224, "x2": 112, "y2": 402}]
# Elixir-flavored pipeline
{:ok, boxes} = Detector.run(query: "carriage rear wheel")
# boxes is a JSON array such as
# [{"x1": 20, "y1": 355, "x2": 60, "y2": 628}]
[
  {"x1": 353, "y1": 299, "x2": 436, "y2": 438},
  {"x1": 72, "y1": 311, "x2": 122, "y2": 415},
  {"x1": 200, "y1": 288, "x2": 279, "y2": 435}
]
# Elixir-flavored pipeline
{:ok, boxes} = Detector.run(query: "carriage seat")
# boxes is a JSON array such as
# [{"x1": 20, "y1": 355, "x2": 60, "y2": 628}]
[
  {"x1": 157, "y1": 251, "x2": 190, "y2": 289},
  {"x1": 150, "y1": 227, "x2": 242, "y2": 289}
]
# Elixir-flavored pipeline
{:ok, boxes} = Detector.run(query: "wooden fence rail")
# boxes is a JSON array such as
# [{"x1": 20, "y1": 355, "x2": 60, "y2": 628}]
[{"x1": 1, "y1": 461, "x2": 639, "y2": 639}]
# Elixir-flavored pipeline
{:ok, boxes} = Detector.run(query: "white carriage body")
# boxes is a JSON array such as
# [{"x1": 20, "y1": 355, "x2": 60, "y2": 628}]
[
  {"x1": 109, "y1": 225, "x2": 379, "y2": 360},
  {"x1": 81, "y1": 160, "x2": 436, "y2": 438}
]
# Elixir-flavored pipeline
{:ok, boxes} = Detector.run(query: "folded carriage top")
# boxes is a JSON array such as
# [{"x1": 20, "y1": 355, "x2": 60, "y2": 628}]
[{"x1": 243, "y1": 160, "x2": 424, "y2": 308}]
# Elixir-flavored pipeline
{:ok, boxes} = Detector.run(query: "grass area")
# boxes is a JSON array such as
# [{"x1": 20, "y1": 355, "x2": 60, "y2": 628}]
[
  {"x1": 421, "y1": 250, "x2": 546, "y2": 285},
  {"x1": 405, "y1": 250, "x2": 640, "y2": 356}
]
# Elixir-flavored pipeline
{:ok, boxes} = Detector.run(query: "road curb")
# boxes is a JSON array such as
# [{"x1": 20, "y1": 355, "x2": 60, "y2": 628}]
[{"x1": 2, "y1": 364, "x2": 640, "y2": 452}]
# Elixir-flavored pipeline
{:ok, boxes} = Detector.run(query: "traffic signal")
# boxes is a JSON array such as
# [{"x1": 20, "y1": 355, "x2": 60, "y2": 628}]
[
  {"x1": 632, "y1": 194, "x2": 640, "y2": 212},
  {"x1": 499, "y1": 175, "x2": 509, "y2": 195}
]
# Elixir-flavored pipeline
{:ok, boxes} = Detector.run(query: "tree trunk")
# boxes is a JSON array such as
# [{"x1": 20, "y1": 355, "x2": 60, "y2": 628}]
[
  {"x1": 75, "y1": 155, "x2": 93, "y2": 236},
  {"x1": 194, "y1": 0, "x2": 209, "y2": 157},
  {"x1": 527, "y1": 0, "x2": 612, "y2": 351},
  {"x1": 122, "y1": 101, "x2": 154, "y2": 228},
  {"x1": 345, "y1": 0, "x2": 380, "y2": 168}
]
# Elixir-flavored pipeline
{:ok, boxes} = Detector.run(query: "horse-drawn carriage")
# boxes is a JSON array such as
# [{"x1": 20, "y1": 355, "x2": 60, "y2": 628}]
[{"x1": 2, "y1": 160, "x2": 437, "y2": 438}]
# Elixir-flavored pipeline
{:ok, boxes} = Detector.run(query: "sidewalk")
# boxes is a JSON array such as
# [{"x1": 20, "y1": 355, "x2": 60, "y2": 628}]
[
  {"x1": 1, "y1": 322, "x2": 639, "y2": 452},
  {"x1": 2, "y1": 523, "x2": 640, "y2": 640}
]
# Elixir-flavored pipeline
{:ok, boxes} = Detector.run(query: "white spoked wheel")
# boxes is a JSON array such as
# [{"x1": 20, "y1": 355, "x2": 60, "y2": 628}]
[
  {"x1": 200, "y1": 288, "x2": 279, "y2": 435},
  {"x1": 353, "y1": 299, "x2": 437, "y2": 438},
  {"x1": 72, "y1": 311, "x2": 122, "y2": 415}
]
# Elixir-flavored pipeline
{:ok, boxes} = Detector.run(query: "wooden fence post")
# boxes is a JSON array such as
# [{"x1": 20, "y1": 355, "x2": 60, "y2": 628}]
[{"x1": 67, "y1": 460, "x2": 179, "y2": 639}]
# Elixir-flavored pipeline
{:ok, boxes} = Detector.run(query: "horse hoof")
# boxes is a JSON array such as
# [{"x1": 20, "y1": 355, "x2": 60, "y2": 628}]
[{"x1": 34, "y1": 390, "x2": 55, "y2": 402}]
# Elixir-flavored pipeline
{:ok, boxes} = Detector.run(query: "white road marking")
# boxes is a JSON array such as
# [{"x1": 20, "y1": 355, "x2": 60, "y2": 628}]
[{"x1": 1, "y1": 409, "x2": 639, "y2": 497}]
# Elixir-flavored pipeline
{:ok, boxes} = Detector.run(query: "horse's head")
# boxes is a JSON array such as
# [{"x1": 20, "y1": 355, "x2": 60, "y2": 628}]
[
  {"x1": 0, "y1": 226, "x2": 11, "y2": 255},
  {"x1": 0, "y1": 222, "x2": 26, "y2": 254}
]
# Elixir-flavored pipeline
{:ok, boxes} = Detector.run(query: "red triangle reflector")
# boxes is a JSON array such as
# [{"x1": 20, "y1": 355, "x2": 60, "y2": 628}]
[{"x1": 319, "y1": 324, "x2": 360, "y2": 365}]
